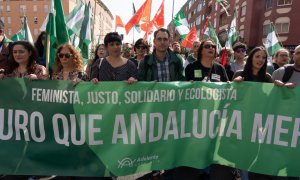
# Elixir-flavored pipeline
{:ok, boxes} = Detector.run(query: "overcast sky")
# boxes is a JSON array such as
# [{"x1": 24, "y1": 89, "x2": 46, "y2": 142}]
[{"x1": 101, "y1": 0, "x2": 188, "y2": 43}]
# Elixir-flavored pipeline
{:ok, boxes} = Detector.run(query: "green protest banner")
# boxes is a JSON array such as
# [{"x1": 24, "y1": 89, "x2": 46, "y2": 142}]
[{"x1": 0, "y1": 78, "x2": 300, "y2": 177}]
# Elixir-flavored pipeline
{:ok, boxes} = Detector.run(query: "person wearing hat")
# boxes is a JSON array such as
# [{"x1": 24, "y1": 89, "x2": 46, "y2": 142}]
[{"x1": 0, "y1": 19, "x2": 13, "y2": 75}]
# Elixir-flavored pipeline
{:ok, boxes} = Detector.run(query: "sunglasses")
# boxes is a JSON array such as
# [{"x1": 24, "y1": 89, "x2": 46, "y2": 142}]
[
  {"x1": 203, "y1": 44, "x2": 216, "y2": 49},
  {"x1": 136, "y1": 46, "x2": 147, "y2": 50},
  {"x1": 57, "y1": 53, "x2": 73, "y2": 59},
  {"x1": 235, "y1": 48, "x2": 246, "y2": 53},
  {"x1": 0, "y1": 29, "x2": 3, "y2": 34}
]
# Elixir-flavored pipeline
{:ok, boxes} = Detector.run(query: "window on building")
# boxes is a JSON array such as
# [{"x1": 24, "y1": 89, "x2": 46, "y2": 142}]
[
  {"x1": 240, "y1": 5, "x2": 246, "y2": 16},
  {"x1": 219, "y1": 12, "x2": 228, "y2": 27},
  {"x1": 8, "y1": 28, "x2": 12, "y2": 36},
  {"x1": 33, "y1": 5, "x2": 37, "y2": 12},
  {"x1": 0, "y1": 5, "x2": 3, "y2": 13},
  {"x1": 34, "y1": 17, "x2": 38, "y2": 24},
  {"x1": 0, "y1": 17, "x2": 4, "y2": 23},
  {"x1": 7, "y1": 5, "x2": 11, "y2": 12},
  {"x1": 277, "y1": 0, "x2": 292, "y2": 6},
  {"x1": 240, "y1": 30, "x2": 245, "y2": 38},
  {"x1": 44, "y1": 5, "x2": 49, "y2": 13},
  {"x1": 197, "y1": 3, "x2": 202, "y2": 12},
  {"x1": 263, "y1": 24, "x2": 271, "y2": 36},
  {"x1": 20, "y1": 5, "x2": 26, "y2": 14},
  {"x1": 7, "y1": 17, "x2": 11, "y2": 24},
  {"x1": 275, "y1": 22, "x2": 289, "y2": 33},
  {"x1": 34, "y1": 28, "x2": 39, "y2": 36},
  {"x1": 266, "y1": 0, "x2": 272, "y2": 10},
  {"x1": 239, "y1": 30, "x2": 245, "y2": 41},
  {"x1": 206, "y1": 6, "x2": 212, "y2": 16},
  {"x1": 20, "y1": 17, "x2": 25, "y2": 24}
]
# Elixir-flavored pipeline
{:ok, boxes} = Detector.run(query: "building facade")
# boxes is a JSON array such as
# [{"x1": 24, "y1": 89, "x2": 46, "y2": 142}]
[
  {"x1": 0, "y1": 0, "x2": 113, "y2": 44},
  {"x1": 168, "y1": 0, "x2": 299, "y2": 52}
]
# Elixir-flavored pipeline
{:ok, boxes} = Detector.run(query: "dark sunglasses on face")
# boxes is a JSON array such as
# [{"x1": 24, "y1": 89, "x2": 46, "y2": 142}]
[
  {"x1": 136, "y1": 46, "x2": 147, "y2": 50},
  {"x1": 203, "y1": 44, "x2": 216, "y2": 49},
  {"x1": 58, "y1": 53, "x2": 73, "y2": 59},
  {"x1": 235, "y1": 48, "x2": 246, "y2": 53}
]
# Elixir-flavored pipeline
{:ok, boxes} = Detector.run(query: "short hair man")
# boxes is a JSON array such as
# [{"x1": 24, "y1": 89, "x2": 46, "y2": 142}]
[
  {"x1": 273, "y1": 45, "x2": 300, "y2": 88},
  {"x1": 184, "y1": 40, "x2": 200, "y2": 68},
  {"x1": 138, "y1": 28, "x2": 184, "y2": 81},
  {"x1": 172, "y1": 41, "x2": 181, "y2": 54},
  {"x1": 273, "y1": 48, "x2": 290, "y2": 70}
]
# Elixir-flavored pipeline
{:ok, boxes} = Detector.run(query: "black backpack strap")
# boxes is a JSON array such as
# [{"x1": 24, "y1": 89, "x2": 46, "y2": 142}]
[{"x1": 282, "y1": 65, "x2": 294, "y2": 83}]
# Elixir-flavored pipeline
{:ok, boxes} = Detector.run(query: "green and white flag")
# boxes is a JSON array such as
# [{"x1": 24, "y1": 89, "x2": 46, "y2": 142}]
[
  {"x1": 11, "y1": 29, "x2": 25, "y2": 41},
  {"x1": 202, "y1": 21, "x2": 222, "y2": 53},
  {"x1": 264, "y1": 24, "x2": 282, "y2": 56},
  {"x1": 65, "y1": 0, "x2": 85, "y2": 36},
  {"x1": 79, "y1": 2, "x2": 92, "y2": 64},
  {"x1": 23, "y1": 16, "x2": 34, "y2": 44},
  {"x1": 174, "y1": 10, "x2": 190, "y2": 39},
  {"x1": 11, "y1": 17, "x2": 33, "y2": 44},
  {"x1": 225, "y1": 10, "x2": 238, "y2": 49}
]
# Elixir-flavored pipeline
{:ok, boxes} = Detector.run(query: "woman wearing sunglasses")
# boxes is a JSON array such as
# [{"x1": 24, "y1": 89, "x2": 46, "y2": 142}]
[
  {"x1": 185, "y1": 39, "x2": 228, "y2": 82},
  {"x1": 131, "y1": 38, "x2": 150, "y2": 68},
  {"x1": 52, "y1": 44, "x2": 88, "y2": 83},
  {"x1": 90, "y1": 32, "x2": 137, "y2": 84},
  {"x1": 0, "y1": 41, "x2": 48, "y2": 80}
]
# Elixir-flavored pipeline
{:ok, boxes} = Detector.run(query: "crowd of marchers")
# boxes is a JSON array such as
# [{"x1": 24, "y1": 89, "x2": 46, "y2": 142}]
[{"x1": 1, "y1": 18, "x2": 300, "y2": 180}]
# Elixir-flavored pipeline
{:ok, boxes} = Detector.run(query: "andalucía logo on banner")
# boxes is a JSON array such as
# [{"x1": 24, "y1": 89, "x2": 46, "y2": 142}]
[{"x1": 118, "y1": 155, "x2": 159, "y2": 168}]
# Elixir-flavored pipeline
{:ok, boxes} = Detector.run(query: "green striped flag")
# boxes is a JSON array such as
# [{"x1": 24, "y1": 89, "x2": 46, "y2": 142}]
[
  {"x1": 65, "y1": 0, "x2": 85, "y2": 36},
  {"x1": 225, "y1": 10, "x2": 238, "y2": 49},
  {"x1": 264, "y1": 24, "x2": 282, "y2": 56},
  {"x1": 23, "y1": 16, "x2": 34, "y2": 44},
  {"x1": 174, "y1": 10, "x2": 190, "y2": 39},
  {"x1": 79, "y1": 2, "x2": 92, "y2": 64},
  {"x1": 11, "y1": 29, "x2": 24, "y2": 41}
]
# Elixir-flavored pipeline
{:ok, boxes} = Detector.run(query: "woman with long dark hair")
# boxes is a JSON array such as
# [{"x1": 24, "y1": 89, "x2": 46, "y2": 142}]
[
  {"x1": 34, "y1": 31, "x2": 46, "y2": 66},
  {"x1": 233, "y1": 46, "x2": 272, "y2": 83},
  {"x1": 0, "y1": 41, "x2": 48, "y2": 80}
]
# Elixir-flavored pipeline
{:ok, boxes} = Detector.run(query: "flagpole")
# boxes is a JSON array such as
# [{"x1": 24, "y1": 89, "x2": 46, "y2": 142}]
[
  {"x1": 172, "y1": 0, "x2": 175, "y2": 19},
  {"x1": 92, "y1": 0, "x2": 97, "y2": 46},
  {"x1": 45, "y1": 34, "x2": 50, "y2": 76},
  {"x1": 133, "y1": 28, "x2": 135, "y2": 44}
]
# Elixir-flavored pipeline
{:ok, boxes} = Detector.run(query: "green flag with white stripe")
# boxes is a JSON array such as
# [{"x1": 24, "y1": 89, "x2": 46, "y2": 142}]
[
  {"x1": 79, "y1": 2, "x2": 92, "y2": 64},
  {"x1": 174, "y1": 10, "x2": 190, "y2": 39},
  {"x1": 225, "y1": 10, "x2": 238, "y2": 49},
  {"x1": 264, "y1": 24, "x2": 282, "y2": 56},
  {"x1": 65, "y1": 0, "x2": 85, "y2": 36}
]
